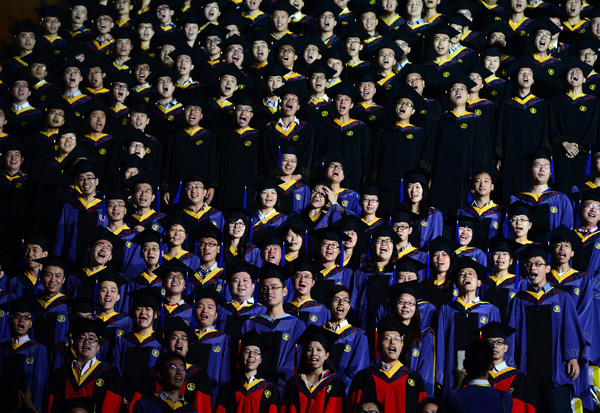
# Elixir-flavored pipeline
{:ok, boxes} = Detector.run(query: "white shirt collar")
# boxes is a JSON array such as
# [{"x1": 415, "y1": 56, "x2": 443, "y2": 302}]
[
  {"x1": 72, "y1": 357, "x2": 98, "y2": 376},
  {"x1": 159, "y1": 390, "x2": 185, "y2": 403},
  {"x1": 276, "y1": 116, "x2": 300, "y2": 132},
  {"x1": 327, "y1": 319, "x2": 348, "y2": 332},
  {"x1": 469, "y1": 379, "x2": 491, "y2": 386},
  {"x1": 493, "y1": 361, "x2": 508, "y2": 373},
  {"x1": 10, "y1": 334, "x2": 30, "y2": 344},
  {"x1": 12, "y1": 102, "x2": 32, "y2": 111}
]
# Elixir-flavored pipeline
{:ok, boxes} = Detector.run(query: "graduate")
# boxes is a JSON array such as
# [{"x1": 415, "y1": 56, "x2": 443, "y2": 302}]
[
  {"x1": 7, "y1": 74, "x2": 43, "y2": 139},
  {"x1": 186, "y1": 287, "x2": 231, "y2": 403},
  {"x1": 506, "y1": 202, "x2": 535, "y2": 247},
  {"x1": 132, "y1": 317, "x2": 212, "y2": 412},
  {"x1": 319, "y1": 151, "x2": 360, "y2": 217},
  {"x1": 59, "y1": 58, "x2": 95, "y2": 122},
  {"x1": 45, "y1": 318, "x2": 123, "y2": 413},
  {"x1": 573, "y1": 188, "x2": 600, "y2": 276},
  {"x1": 250, "y1": 176, "x2": 288, "y2": 238},
  {"x1": 160, "y1": 217, "x2": 201, "y2": 269},
  {"x1": 311, "y1": 228, "x2": 354, "y2": 304},
  {"x1": 275, "y1": 146, "x2": 311, "y2": 215},
  {"x1": 112, "y1": 287, "x2": 163, "y2": 399},
  {"x1": 280, "y1": 324, "x2": 346, "y2": 412},
  {"x1": 390, "y1": 209, "x2": 428, "y2": 280},
  {"x1": 129, "y1": 352, "x2": 199, "y2": 412},
  {"x1": 456, "y1": 162, "x2": 504, "y2": 241},
  {"x1": 479, "y1": 236, "x2": 522, "y2": 323},
  {"x1": 435, "y1": 256, "x2": 501, "y2": 393},
  {"x1": 430, "y1": 74, "x2": 493, "y2": 219},
  {"x1": 349, "y1": 72, "x2": 386, "y2": 138},
  {"x1": 172, "y1": 175, "x2": 224, "y2": 235},
  {"x1": 507, "y1": 244, "x2": 588, "y2": 412},
  {"x1": 300, "y1": 183, "x2": 344, "y2": 231},
  {"x1": 161, "y1": 98, "x2": 220, "y2": 206},
  {"x1": 420, "y1": 236, "x2": 459, "y2": 309},
  {"x1": 94, "y1": 267, "x2": 132, "y2": 353},
  {"x1": 494, "y1": 59, "x2": 549, "y2": 203},
  {"x1": 401, "y1": 170, "x2": 443, "y2": 249},
  {"x1": 320, "y1": 83, "x2": 374, "y2": 189},
  {"x1": 527, "y1": 18, "x2": 564, "y2": 101},
  {"x1": 65, "y1": 226, "x2": 123, "y2": 298},
  {"x1": 550, "y1": 58, "x2": 599, "y2": 193},
  {"x1": 336, "y1": 214, "x2": 369, "y2": 270},
  {"x1": 154, "y1": 259, "x2": 194, "y2": 329},
  {"x1": 188, "y1": 223, "x2": 226, "y2": 295},
  {"x1": 478, "y1": 322, "x2": 536, "y2": 412},
  {"x1": 301, "y1": 61, "x2": 335, "y2": 128},
  {"x1": 278, "y1": 213, "x2": 307, "y2": 266},
  {"x1": 262, "y1": 83, "x2": 316, "y2": 180},
  {"x1": 65, "y1": 0, "x2": 93, "y2": 42},
  {"x1": 347, "y1": 316, "x2": 427, "y2": 412},
  {"x1": 217, "y1": 96, "x2": 261, "y2": 210},
  {"x1": 125, "y1": 171, "x2": 166, "y2": 233},
  {"x1": 283, "y1": 257, "x2": 330, "y2": 326},
  {"x1": 7, "y1": 233, "x2": 49, "y2": 297},
  {"x1": 384, "y1": 280, "x2": 435, "y2": 396},
  {"x1": 241, "y1": 264, "x2": 307, "y2": 393},
  {"x1": 147, "y1": 67, "x2": 185, "y2": 141},
  {"x1": 357, "y1": 184, "x2": 384, "y2": 231},
  {"x1": 246, "y1": 227, "x2": 285, "y2": 268},
  {"x1": 122, "y1": 229, "x2": 164, "y2": 313},
  {"x1": 571, "y1": 142, "x2": 600, "y2": 195},
  {"x1": 373, "y1": 85, "x2": 428, "y2": 213},
  {"x1": 33, "y1": 256, "x2": 70, "y2": 349},
  {"x1": 220, "y1": 210, "x2": 248, "y2": 263},
  {"x1": 440, "y1": 340, "x2": 514, "y2": 413},
  {"x1": 214, "y1": 330, "x2": 280, "y2": 413},
  {"x1": 0, "y1": 296, "x2": 49, "y2": 411},
  {"x1": 510, "y1": 145, "x2": 574, "y2": 240},
  {"x1": 53, "y1": 160, "x2": 104, "y2": 266},
  {"x1": 454, "y1": 216, "x2": 489, "y2": 267}
]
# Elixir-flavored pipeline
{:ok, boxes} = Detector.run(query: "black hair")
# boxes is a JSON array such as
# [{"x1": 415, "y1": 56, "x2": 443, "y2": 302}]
[
  {"x1": 464, "y1": 339, "x2": 494, "y2": 378},
  {"x1": 156, "y1": 351, "x2": 186, "y2": 375}
]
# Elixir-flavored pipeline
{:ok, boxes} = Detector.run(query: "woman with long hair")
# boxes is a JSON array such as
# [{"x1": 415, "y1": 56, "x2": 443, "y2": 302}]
[
  {"x1": 280, "y1": 325, "x2": 346, "y2": 412},
  {"x1": 223, "y1": 210, "x2": 250, "y2": 262},
  {"x1": 401, "y1": 169, "x2": 443, "y2": 249},
  {"x1": 300, "y1": 183, "x2": 343, "y2": 230},
  {"x1": 250, "y1": 176, "x2": 288, "y2": 237}
]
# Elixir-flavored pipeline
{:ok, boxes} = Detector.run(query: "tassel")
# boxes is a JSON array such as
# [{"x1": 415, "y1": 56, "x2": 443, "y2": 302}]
[
  {"x1": 340, "y1": 242, "x2": 345, "y2": 269},
  {"x1": 389, "y1": 212, "x2": 392, "y2": 226},
  {"x1": 102, "y1": 195, "x2": 106, "y2": 221},
  {"x1": 550, "y1": 149, "x2": 554, "y2": 182},
  {"x1": 367, "y1": 233, "x2": 373, "y2": 258},
  {"x1": 399, "y1": 174, "x2": 404, "y2": 205},
  {"x1": 586, "y1": 143, "x2": 592, "y2": 176},
  {"x1": 173, "y1": 180, "x2": 182, "y2": 204},
  {"x1": 503, "y1": 211, "x2": 509, "y2": 238},
  {"x1": 281, "y1": 243, "x2": 286, "y2": 266},
  {"x1": 243, "y1": 184, "x2": 247, "y2": 210},
  {"x1": 160, "y1": 287, "x2": 165, "y2": 335},
  {"x1": 156, "y1": 187, "x2": 161, "y2": 212},
  {"x1": 455, "y1": 215, "x2": 460, "y2": 244},
  {"x1": 159, "y1": 240, "x2": 164, "y2": 265},
  {"x1": 516, "y1": 251, "x2": 520, "y2": 278},
  {"x1": 218, "y1": 230, "x2": 224, "y2": 268},
  {"x1": 305, "y1": 228, "x2": 309, "y2": 254},
  {"x1": 19, "y1": 236, "x2": 24, "y2": 268},
  {"x1": 467, "y1": 167, "x2": 473, "y2": 203},
  {"x1": 320, "y1": 157, "x2": 325, "y2": 180},
  {"x1": 278, "y1": 145, "x2": 282, "y2": 168},
  {"x1": 577, "y1": 193, "x2": 582, "y2": 229},
  {"x1": 253, "y1": 280, "x2": 258, "y2": 303},
  {"x1": 294, "y1": 343, "x2": 298, "y2": 375},
  {"x1": 392, "y1": 262, "x2": 396, "y2": 284},
  {"x1": 374, "y1": 325, "x2": 379, "y2": 360},
  {"x1": 93, "y1": 274, "x2": 99, "y2": 319},
  {"x1": 195, "y1": 240, "x2": 198, "y2": 255}
]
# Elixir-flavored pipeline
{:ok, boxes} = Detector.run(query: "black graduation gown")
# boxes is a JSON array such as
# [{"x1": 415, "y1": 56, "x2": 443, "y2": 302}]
[
  {"x1": 350, "y1": 102, "x2": 388, "y2": 138},
  {"x1": 494, "y1": 94, "x2": 549, "y2": 203},
  {"x1": 261, "y1": 119, "x2": 315, "y2": 179},
  {"x1": 320, "y1": 119, "x2": 374, "y2": 189},
  {"x1": 431, "y1": 111, "x2": 492, "y2": 219},
  {"x1": 218, "y1": 127, "x2": 261, "y2": 210}
]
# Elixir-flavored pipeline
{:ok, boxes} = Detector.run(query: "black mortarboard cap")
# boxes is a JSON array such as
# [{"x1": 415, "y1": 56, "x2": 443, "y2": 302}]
[
  {"x1": 90, "y1": 226, "x2": 124, "y2": 251},
  {"x1": 371, "y1": 224, "x2": 402, "y2": 245},
  {"x1": 269, "y1": 0, "x2": 298, "y2": 15},
  {"x1": 335, "y1": 214, "x2": 370, "y2": 233},
  {"x1": 395, "y1": 85, "x2": 426, "y2": 111},
  {"x1": 254, "y1": 227, "x2": 284, "y2": 249},
  {"x1": 224, "y1": 260, "x2": 259, "y2": 281},
  {"x1": 278, "y1": 214, "x2": 306, "y2": 236},
  {"x1": 548, "y1": 225, "x2": 580, "y2": 250},
  {"x1": 273, "y1": 82, "x2": 308, "y2": 101},
  {"x1": 444, "y1": 73, "x2": 476, "y2": 91},
  {"x1": 426, "y1": 236, "x2": 460, "y2": 255},
  {"x1": 196, "y1": 222, "x2": 222, "y2": 242},
  {"x1": 251, "y1": 176, "x2": 284, "y2": 192},
  {"x1": 329, "y1": 82, "x2": 358, "y2": 101},
  {"x1": 168, "y1": 44, "x2": 200, "y2": 65},
  {"x1": 427, "y1": 24, "x2": 460, "y2": 39},
  {"x1": 35, "y1": 5, "x2": 65, "y2": 19},
  {"x1": 297, "y1": 324, "x2": 338, "y2": 350},
  {"x1": 259, "y1": 262, "x2": 290, "y2": 283},
  {"x1": 132, "y1": 228, "x2": 162, "y2": 246},
  {"x1": 150, "y1": 67, "x2": 178, "y2": 83},
  {"x1": 390, "y1": 208, "x2": 414, "y2": 225},
  {"x1": 68, "y1": 159, "x2": 96, "y2": 178},
  {"x1": 240, "y1": 330, "x2": 269, "y2": 351},
  {"x1": 395, "y1": 257, "x2": 427, "y2": 276},
  {"x1": 444, "y1": 12, "x2": 472, "y2": 28},
  {"x1": 315, "y1": 227, "x2": 342, "y2": 244},
  {"x1": 262, "y1": 63, "x2": 289, "y2": 79},
  {"x1": 0, "y1": 137, "x2": 26, "y2": 154},
  {"x1": 581, "y1": 188, "x2": 600, "y2": 204},
  {"x1": 531, "y1": 16, "x2": 561, "y2": 36},
  {"x1": 377, "y1": 316, "x2": 411, "y2": 336},
  {"x1": 520, "y1": 243, "x2": 550, "y2": 260},
  {"x1": 9, "y1": 19, "x2": 42, "y2": 37},
  {"x1": 452, "y1": 256, "x2": 488, "y2": 280},
  {"x1": 290, "y1": 256, "x2": 322, "y2": 275},
  {"x1": 37, "y1": 255, "x2": 68, "y2": 272},
  {"x1": 187, "y1": 286, "x2": 226, "y2": 307},
  {"x1": 563, "y1": 57, "x2": 593, "y2": 78},
  {"x1": 507, "y1": 201, "x2": 533, "y2": 218},
  {"x1": 72, "y1": 317, "x2": 105, "y2": 339},
  {"x1": 124, "y1": 170, "x2": 158, "y2": 191},
  {"x1": 474, "y1": 321, "x2": 517, "y2": 339},
  {"x1": 387, "y1": 279, "x2": 423, "y2": 301},
  {"x1": 128, "y1": 286, "x2": 162, "y2": 310},
  {"x1": 97, "y1": 266, "x2": 127, "y2": 288},
  {"x1": 9, "y1": 296, "x2": 38, "y2": 314},
  {"x1": 372, "y1": 37, "x2": 403, "y2": 60},
  {"x1": 161, "y1": 316, "x2": 198, "y2": 343},
  {"x1": 109, "y1": 70, "x2": 135, "y2": 88},
  {"x1": 488, "y1": 235, "x2": 520, "y2": 256},
  {"x1": 522, "y1": 144, "x2": 552, "y2": 163},
  {"x1": 117, "y1": 155, "x2": 147, "y2": 172},
  {"x1": 93, "y1": 5, "x2": 117, "y2": 21},
  {"x1": 305, "y1": 60, "x2": 336, "y2": 79}
]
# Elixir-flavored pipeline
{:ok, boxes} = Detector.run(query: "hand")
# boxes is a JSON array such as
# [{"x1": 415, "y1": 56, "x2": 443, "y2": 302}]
[
  {"x1": 18, "y1": 386, "x2": 38, "y2": 412},
  {"x1": 495, "y1": 160, "x2": 502, "y2": 171},
  {"x1": 567, "y1": 359, "x2": 580, "y2": 380},
  {"x1": 163, "y1": 192, "x2": 170, "y2": 206},
  {"x1": 322, "y1": 186, "x2": 338, "y2": 206},
  {"x1": 292, "y1": 173, "x2": 303, "y2": 181},
  {"x1": 135, "y1": 225, "x2": 146, "y2": 233},
  {"x1": 206, "y1": 188, "x2": 215, "y2": 205},
  {"x1": 563, "y1": 142, "x2": 579, "y2": 158}
]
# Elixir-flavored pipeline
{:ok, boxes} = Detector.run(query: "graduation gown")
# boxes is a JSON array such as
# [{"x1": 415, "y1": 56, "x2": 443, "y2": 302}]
[
  {"x1": 261, "y1": 120, "x2": 316, "y2": 179},
  {"x1": 431, "y1": 111, "x2": 493, "y2": 219},
  {"x1": 479, "y1": 274, "x2": 520, "y2": 323},
  {"x1": 34, "y1": 293, "x2": 70, "y2": 348},
  {"x1": 409, "y1": 208, "x2": 444, "y2": 249},
  {"x1": 494, "y1": 94, "x2": 548, "y2": 199},
  {"x1": 278, "y1": 181, "x2": 310, "y2": 214},
  {"x1": 215, "y1": 374, "x2": 279, "y2": 413},
  {"x1": 442, "y1": 384, "x2": 513, "y2": 413},
  {"x1": 215, "y1": 301, "x2": 266, "y2": 340},
  {"x1": 131, "y1": 394, "x2": 199, "y2": 412},
  {"x1": 280, "y1": 371, "x2": 345, "y2": 413},
  {"x1": 350, "y1": 102, "x2": 387, "y2": 138},
  {"x1": 489, "y1": 365, "x2": 536, "y2": 413},
  {"x1": 322, "y1": 323, "x2": 370, "y2": 393},
  {"x1": 241, "y1": 314, "x2": 307, "y2": 392},
  {"x1": 510, "y1": 190, "x2": 574, "y2": 240},
  {"x1": 112, "y1": 331, "x2": 162, "y2": 397},
  {"x1": 312, "y1": 266, "x2": 354, "y2": 305},
  {"x1": 147, "y1": 101, "x2": 185, "y2": 142},
  {"x1": 374, "y1": 123, "x2": 430, "y2": 213},
  {"x1": 54, "y1": 197, "x2": 104, "y2": 266},
  {"x1": 347, "y1": 362, "x2": 427, "y2": 413},
  {"x1": 218, "y1": 127, "x2": 261, "y2": 210},
  {"x1": 163, "y1": 127, "x2": 220, "y2": 199},
  {"x1": 573, "y1": 229, "x2": 600, "y2": 282},
  {"x1": 455, "y1": 247, "x2": 488, "y2": 267},
  {"x1": 250, "y1": 211, "x2": 287, "y2": 238},
  {"x1": 457, "y1": 203, "x2": 503, "y2": 241},
  {"x1": 187, "y1": 328, "x2": 231, "y2": 402},
  {"x1": 126, "y1": 209, "x2": 166, "y2": 233},
  {"x1": 300, "y1": 205, "x2": 343, "y2": 231},
  {"x1": 46, "y1": 359, "x2": 122, "y2": 413},
  {"x1": 435, "y1": 298, "x2": 501, "y2": 391},
  {"x1": 122, "y1": 272, "x2": 163, "y2": 315},
  {"x1": 320, "y1": 119, "x2": 374, "y2": 189},
  {"x1": 507, "y1": 287, "x2": 587, "y2": 389},
  {"x1": 409, "y1": 328, "x2": 436, "y2": 397},
  {"x1": 283, "y1": 299, "x2": 330, "y2": 326},
  {"x1": 549, "y1": 92, "x2": 600, "y2": 193},
  {"x1": 0, "y1": 339, "x2": 48, "y2": 409}
]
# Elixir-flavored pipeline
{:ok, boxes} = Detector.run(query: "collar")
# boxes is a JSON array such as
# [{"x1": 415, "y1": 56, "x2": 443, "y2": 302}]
[
  {"x1": 493, "y1": 361, "x2": 508, "y2": 373},
  {"x1": 530, "y1": 282, "x2": 552, "y2": 294},
  {"x1": 326, "y1": 319, "x2": 348, "y2": 332},
  {"x1": 265, "y1": 96, "x2": 280, "y2": 108},
  {"x1": 309, "y1": 93, "x2": 329, "y2": 104},
  {"x1": 158, "y1": 390, "x2": 185, "y2": 408},
  {"x1": 230, "y1": 297, "x2": 255, "y2": 310},
  {"x1": 277, "y1": 116, "x2": 300, "y2": 132},
  {"x1": 12, "y1": 102, "x2": 32, "y2": 112},
  {"x1": 64, "y1": 90, "x2": 82, "y2": 99},
  {"x1": 469, "y1": 379, "x2": 491, "y2": 387},
  {"x1": 11, "y1": 335, "x2": 30, "y2": 345},
  {"x1": 257, "y1": 209, "x2": 278, "y2": 221},
  {"x1": 379, "y1": 360, "x2": 403, "y2": 378},
  {"x1": 260, "y1": 313, "x2": 290, "y2": 322},
  {"x1": 198, "y1": 262, "x2": 218, "y2": 275}
]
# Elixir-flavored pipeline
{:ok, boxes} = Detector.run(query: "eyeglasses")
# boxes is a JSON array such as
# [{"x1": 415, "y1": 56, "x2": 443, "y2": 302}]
[
  {"x1": 362, "y1": 197, "x2": 379, "y2": 204},
  {"x1": 169, "y1": 334, "x2": 188, "y2": 341},
  {"x1": 135, "y1": 66, "x2": 151, "y2": 72},
  {"x1": 536, "y1": 32, "x2": 552, "y2": 39},
  {"x1": 382, "y1": 335, "x2": 403, "y2": 342},
  {"x1": 168, "y1": 364, "x2": 186, "y2": 372},
  {"x1": 509, "y1": 218, "x2": 529, "y2": 224},
  {"x1": 135, "y1": 188, "x2": 153, "y2": 195},
  {"x1": 107, "y1": 202, "x2": 126, "y2": 209},
  {"x1": 185, "y1": 185, "x2": 204, "y2": 191},
  {"x1": 487, "y1": 339, "x2": 506, "y2": 347},
  {"x1": 113, "y1": 84, "x2": 128, "y2": 90},
  {"x1": 450, "y1": 86, "x2": 467, "y2": 92},
  {"x1": 10, "y1": 314, "x2": 32, "y2": 321},
  {"x1": 293, "y1": 274, "x2": 313, "y2": 280},
  {"x1": 524, "y1": 262, "x2": 546, "y2": 269},
  {"x1": 169, "y1": 228, "x2": 186, "y2": 234},
  {"x1": 166, "y1": 273, "x2": 185, "y2": 280},
  {"x1": 235, "y1": 107, "x2": 253, "y2": 113},
  {"x1": 48, "y1": 110, "x2": 65, "y2": 117},
  {"x1": 584, "y1": 203, "x2": 600, "y2": 210},
  {"x1": 78, "y1": 175, "x2": 95, "y2": 183},
  {"x1": 260, "y1": 285, "x2": 283, "y2": 293},
  {"x1": 397, "y1": 100, "x2": 413, "y2": 107},
  {"x1": 206, "y1": 38, "x2": 221, "y2": 44},
  {"x1": 228, "y1": 221, "x2": 246, "y2": 227},
  {"x1": 392, "y1": 224, "x2": 410, "y2": 231},
  {"x1": 142, "y1": 246, "x2": 160, "y2": 252},
  {"x1": 283, "y1": 96, "x2": 299, "y2": 102},
  {"x1": 433, "y1": 37, "x2": 450, "y2": 43},
  {"x1": 199, "y1": 241, "x2": 218, "y2": 248},
  {"x1": 242, "y1": 349, "x2": 262, "y2": 356},
  {"x1": 311, "y1": 75, "x2": 326, "y2": 80},
  {"x1": 346, "y1": 39, "x2": 361, "y2": 45},
  {"x1": 95, "y1": 242, "x2": 113, "y2": 252},
  {"x1": 378, "y1": 52, "x2": 395, "y2": 58},
  {"x1": 532, "y1": 163, "x2": 551, "y2": 170},
  {"x1": 397, "y1": 299, "x2": 416, "y2": 307},
  {"x1": 321, "y1": 242, "x2": 340, "y2": 249},
  {"x1": 76, "y1": 335, "x2": 99, "y2": 343},
  {"x1": 579, "y1": 51, "x2": 597, "y2": 57},
  {"x1": 31, "y1": 64, "x2": 47, "y2": 70},
  {"x1": 375, "y1": 239, "x2": 393, "y2": 246},
  {"x1": 319, "y1": 13, "x2": 336, "y2": 20},
  {"x1": 406, "y1": 77, "x2": 422, "y2": 84}
]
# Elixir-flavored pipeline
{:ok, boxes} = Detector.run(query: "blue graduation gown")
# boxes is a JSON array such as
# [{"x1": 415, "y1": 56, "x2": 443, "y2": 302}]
[
  {"x1": 335, "y1": 189, "x2": 360, "y2": 217},
  {"x1": 398, "y1": 245, "x2": 429, "y2": 281},
  {"x1": 96, "y1": 312, "x2": 134, "y2": 363},
  {"x1": 186, "y1": 268, "x2": 226, "y2": 298},
  {"x1": 312, "y1": 266, "x2": 354, "y2": 305},
  {"x1": 122, "y1": 272, "x2": 163, "y2": 315},
  {"x1": 188, "y1": 328, "x2": 231, "y2": 403},
  {"x1": 8, "y1": 271, "x2": 39, "y2": 297},
  {"x1": 323, "y1": 323, "x2": 370, "y2": 394},
  {"x1": 479, "y1": 274, "x2": 520, "y2": 323},
  {"x1": 455, "y1": 247, "x2": 488, "y2": 267},
  {"x1": 457, "y1": 203, "x2": 504, "y2": 241},
  {"x1": 507, "y1": 286, "x2": 587, "y2": 389},
  {"x1": 411, "y1": 208, "x2": 443, "y2": 249},
  {"x1": 132, "y1": 394, "x2": 199, "y2": 412},
  {"x1": 215, "y1": 301, "x2": 267, "y2": 339},
  {"x1": 250, "y1": 212, "x2": 288, "y2": 238},
  {"x1": 435, "y1": 298, "x2": 501, "y2": 391},
  {"x1": 0, "y1": 291, "x2": 15, "y2": 342},
  {"x1": 126, "y1": 210, "x2": 166, "y2": 233},
  {"x1": 34, "y1": 293, "x2": 70, "y2": 348},
  {"x1": 442, "y1": 384, "x2": 513, "y2": 413},
  {"x1": 157, "y1": 302, "x2": 195, "y2": 332},
  {"x1": 112, "y1": 331, "x2": 162, "y2": 397},
  {"x1": 283, "y1": 299, "x2": 330, "y2": 326},
  {"x1": 510, "y1": 190, "x2": 574, "y2": 234},
  {"x1": 0, "y1": 339, "x2": 48, "y2": 409},
  {"x1": 241, "y1": 314, "x2": 307, "y2": 393}
]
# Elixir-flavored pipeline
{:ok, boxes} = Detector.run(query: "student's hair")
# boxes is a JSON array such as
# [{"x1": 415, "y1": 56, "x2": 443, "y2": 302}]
[
  {"x1": 223, "y1": 217, "x2": 250, "y2": 259},
  {"x1": 401, "y1": 178, "x2": 432, "y2": 219},
  {"x1": 395, "y1": 296, "x2": 422, "y2": 364},
  {"x1": 328, "y1": 284, "x2": 351, "y2": 302},
  {"x1": 297, "y1": 341, "x2": 335, "y2": 375},
  {"x1": 253, "y1": 189, "x2": 281, "y2": 213},
  {"x1": 156, "y1": 352, "x2": 185, "y2": 375},
  {"x1": 464, "y1": 339, "x2": 494, "y2": 378},
  {"x1": 356, "y1": 399, "x2": 384, "y2": 413},
  {"x1": 363, "y1": 238, "x2": 398, "y2": 273},
  {"x1": 417, "y1": 397, "x2": 439, "y2": 412}
]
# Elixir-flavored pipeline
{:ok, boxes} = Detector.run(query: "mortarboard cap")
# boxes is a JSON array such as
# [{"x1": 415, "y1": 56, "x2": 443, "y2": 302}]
[
  {"x1": 132, "y1": 228, "x2": 162, "y2": 246},
  {"x1": 259, "y1": 262, "x2": 290, "y2": 283},
  {"x1": 335, "y1": 214, "x2": 370, "y2": 233},
  {"x1": 297, "y1": 324, "x2": 338, "y2": 350},
  {"x1": 473, "y1": 321, "x2": 517, "y2": 339},
  {"x1": 390, "y1": 208, "x2": 414, "y2": 225},
  {"x1": 426, "y1": 236, "x2": 460, "y2": 255},
  {"x1": 240, "y1": 329, "x2": 269, "y2": 351},
  {"x1": 522, "y1": 144, "x2": 552, "y2": 163},
  {"x1": 224, "y1": 260, "x2": 259, "y2": 281},
  {"x1": 520, "y1": 243, "x2": 550, "y2": 260},
  {"x1": 196, "y1": 222, "x2": 222, "y2": 242},
  {"x1": 371, "y1": 224, "x2": 402, "y2": 245},
  {"x1": 251, "y1": 176, "x2": 284, "y2": 192},
  {"x1": 452, "y1": 256, "x2": 489, "y2": 280},
  {"x1": 9, "y1": 19, "x2": 42, "y2": 37},
  {"x1": 289, "y1": 256, "x2": 322, "y2": 275},
  {"x1": 97, "y1": 266, "x2": 127, "y2": 288},
  {"x1": 377, "y1": 315, "x2": 411, "y2": 336},
  {"x1": 187, "y1": 286, "x2": 226, "y2": 307},
  {"x1": 395, "y1": 85, "x2": 425, "y2": 111},
  {"x1": 72, "y1": 317, "x2": 105, "y2": 339},
  {"x1": 488, "y1": 235, "x2": 520, "y2": 256},
  {"x1": 548, "y1": 225, "x2": 580, "y2": 250},
  {"x1": 128, "y1": 286, "x2": 162, "y2": 310},
  {"x1": 254, "y1": 227, "x2": 284, "y2": 249},
  {"x1": 395, "y1": 257, "x2": 427, "y2": 276},
  {"x1": 387, "y1": 279, "x2": 423, "y2": 301}
]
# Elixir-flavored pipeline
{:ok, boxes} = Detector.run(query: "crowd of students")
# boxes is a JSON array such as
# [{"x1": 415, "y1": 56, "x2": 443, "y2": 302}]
[{"x1": 1, "y1": 0, "x2": 600, "y2": 411}]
